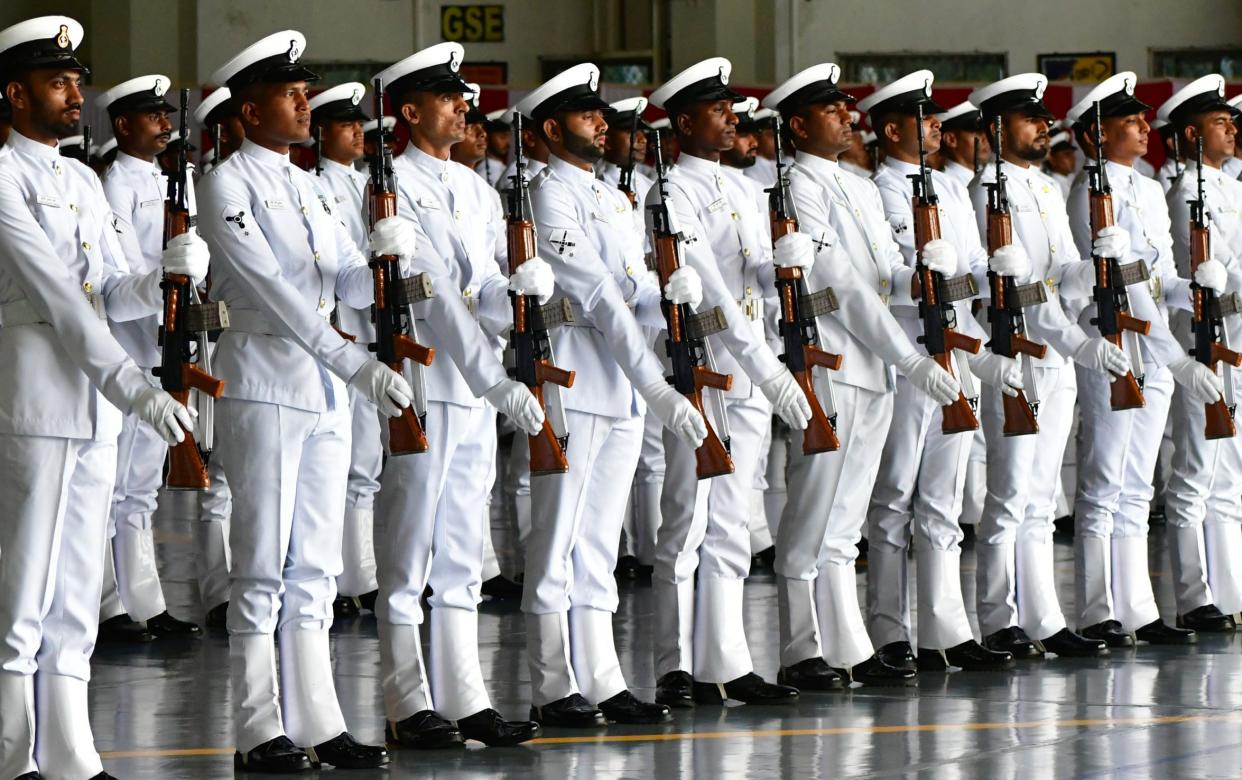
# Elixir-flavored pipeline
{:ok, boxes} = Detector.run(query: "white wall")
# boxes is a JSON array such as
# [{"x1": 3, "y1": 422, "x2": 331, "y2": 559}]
[{"x1": 781, "y1": 0, "x2": 1242, "y2": 83}]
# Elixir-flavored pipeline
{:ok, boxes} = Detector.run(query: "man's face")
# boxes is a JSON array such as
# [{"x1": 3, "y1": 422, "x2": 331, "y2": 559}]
[
  {"x1": 406, "y1": 90, "x2": 467, "y2": 147},
  {"x1": 941, "y1": 128, "x2": 990, "y2": 167},
  {"x1": 5, "y1": 68, "x2": 84, "y2": 139},
  {"x1": 486, "y1": 126, "x2": 511, "y2": 159},
  {"x1": 677, "y1": 99, "x2": 737, "y2": 153},
  {"x1": 755, "y1": 126, "x2": 776, "y2": 159},
  {"x1": 320, "y1": 117, "x2": 364, "y2": 162},
  {"x1": 793, "y1": 100, "x2": 853, "y2": 156},
  {"x1": 883, "y1": 111, "x2": 940, "y2": 159},
  {"x1": 1100, "y1": 113, "x2": 1148, "y2": 162},
  {"x1": 1046, "y1": 147, "x2": 1076, "y2": 175},
  {"x1": 219, "y1": 115, "x2": 246, "y2": 157},
  {"x1": 241, "y1": 81, "x2": 311, "y2": 145},
  {"x1": 1188, "y1": 110, "x2": 1238, "y2": 165},
  {"x1": 548, "y1": 108, "x2": 607, "y2": 163},
  {"x1": 603, "y1": 124, "x2": 646, "y2": 166},
  {"x1": 721, "y1": 129, "x2": 758, "y2": 168},
  {"x1": 1003, "y1": 113, "x2": 1051, "y2": 163},
  {"x1": 116, "y1": 109, "x2": 172, "y2": 158},
  {"x1": 451, "y1": 120, "x2": 487, "y2": 165}
]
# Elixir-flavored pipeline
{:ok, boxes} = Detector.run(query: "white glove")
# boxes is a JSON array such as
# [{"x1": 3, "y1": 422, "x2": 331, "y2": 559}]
[
  {"x1": 1170, "y1": 356, "x2": 1225, "y2": 404},
  {"x1": 759, "y1": 370, "x2": 812, "y2": 430},
  {"x1": 990, "y1": 243, "x2": 1031, "y2": 279},
  {"x1": 1073, "y1": 336, "x2": 1130, "y2": 378},
  {"x1": 1092, "y1": 224, "x2": 1131, "y2": 261},
  {"x1": 969, "y1": 351, "x2": 1023, "y2": 397},
  {"x1": 161, "y1": 231, "x2": 210, "y2": 286},
  {"x1": 509, "y1": 256, "x2": 555, "y2": 305},
  {"x1": 1194, "y1": 258, "x2": 1228, "y2": 293},
  {"x1": 664, "y1": 266, "x2": 703, "y2": 309},
  {"x1": 639, "y1": 381, "x2": 708, "y2": 450},
  {"x1": 349, "y1": 361, "x2": 413, "y2": 418},
  {"x1": 369, "y1": 216, "x2": 418, "y2": 264},
  {"x1": 920, "y1": 238, "x2": 958, "y2": 274},
  {"x1": 896, "y1": 353, "x2": 961, "y2": 406},
  {"x1": 132, "y1": 386, "x2": 196, "y2": 446},
  {"x1": 773, "y1": 232, "x2": 815, "y2": 271},
  {"x1": 484, "y1": 379, "x2": 545, "y2": 436}
]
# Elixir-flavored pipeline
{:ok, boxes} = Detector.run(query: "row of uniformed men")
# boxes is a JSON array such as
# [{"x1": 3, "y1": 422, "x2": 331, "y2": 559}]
[{"x1": 2, "y1": 13, "x2": 1241, "y2": 779}]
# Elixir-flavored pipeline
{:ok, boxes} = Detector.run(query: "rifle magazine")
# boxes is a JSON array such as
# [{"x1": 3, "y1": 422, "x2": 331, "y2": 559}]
[
  {"x1": 940, "y1": 273, "x2": 980, "y2": 303},
  {"x1": 1212, "y1": 292, "x2": 1242, "y2": 319},
  {"x1": 1010, "y1": 281, "x2": 1048, "y2": 309},
  {"x1": 185, "y1": 300, "x2": 230, "y2": 332},
  {"x1": 686, "y1": 307, "x2": 728, "y2": 340},
  {"x1": 538, "y1": 299, "x2": 575, "y2": 329},
  {"x1": 799, "y1": 287, "x2": 839, "y2": 318},
  {"x1": 1117, "y1": 260, "x2": 1151, "y2": 287},
  {"x1": 395, "y1": 273, "x2": 435, "y2": 306}
]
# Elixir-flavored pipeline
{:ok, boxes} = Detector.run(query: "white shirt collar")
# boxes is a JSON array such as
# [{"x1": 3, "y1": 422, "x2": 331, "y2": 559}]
[
  {"x1": 402, "y1": 143, "x2": 452, "y2": 178},
  {"x1": 6, "y1": 130, "x2": 61, "y2": 161},
  {"x1": 321, "y1": 157, "x2": 361, "y2": 178},
  {"x1": 674, "y1": 152, "x2": 720, "y2": 177},
  {"x1": 240, "y1": 138, "x2": 291, "y2": 169},
  {"x1": 794, "y1": 151, "x2": 842, "y2": 178},
  {"x1": 548, "y1": 153, "x2": 599, "y2": 187},
  {"x1": 114, "y1": 150, "x2": 160, "y2": 175}
]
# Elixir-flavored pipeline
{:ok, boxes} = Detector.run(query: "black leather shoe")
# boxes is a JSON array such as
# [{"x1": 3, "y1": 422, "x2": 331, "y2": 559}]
[
  {"x1": 308, "y1": 732, "x2": 388, "y2": 769},
  {"x1": 693, "y1": 672, "x2": 799, "y2": 704},
  {"x1": 1041, "y1": 628, "x2": 1108, "y2": 657},
  {"x1": 386, "y1": 710, "x2": 465, "y2": 749},
  {"x1": 1179, "y1": 604, "x2": 1236, "y2": 632},
  {"x1": 919, "y1": 640, "x2": 1015, "y2": 672},
  {"x1": 1081, "y1": 619, "x2": 1134, "y2": 648},
  {"x1": 233, "y1": 735, "x2": 312, "y2": 773},
  {"x1": 655, "y1": 670, "x2": 695, "y2": 709},
  {"x1": 877, "y1": 641, "x2": 917, "y2": 672},
  {"x1": 599, "y1": 689, "x2": 672, "y2": 724},
  {"x1": 615, "y1": 555, "x2": 642, "y2": 581},
  {"x1": 332, "y1": 595, "x2": 360, "y2": 619},
  {"x1": 16, "y1": 772, "x2": 42, "y2": 779},
  {"x1": 358, "y1": 590, "x2": 378, "y2": 612},
  {"x1": 777, "y1": 657, "x2": 845, "y2": 691},
  {"x1": 458, "y1": 708, "x2": 541, "y2": 746},
  {"x1": 98, "y1": 614, "x2": 154, "y2": 644},
  {"x1": 984, "y1": 626, "x2": 1043, "y2": 659},
  {"x1": 481, "y1": 575, "x2": 523, "y2": 600},
  {"x1": 756, "y1": 545, "x2": 776, "y2": 570},
  {"x1": 834, "y1": 654, "x2": 917, "y2": 687},
  {"x1": 89, "y1": 774, "x2": 118, "y2": 780},
  {"x1": 1135, "y1": 619, "x2": 1196, "y2": 645},
  {"x1": 146, "y1": 611, "x2": 202, "y2": 639},
  {"x1": 530, "y1": 694, "x2": 606, "y2": 728},
  {"x1": 205, "y1": 601, "x2": 228, "y2": 630}
]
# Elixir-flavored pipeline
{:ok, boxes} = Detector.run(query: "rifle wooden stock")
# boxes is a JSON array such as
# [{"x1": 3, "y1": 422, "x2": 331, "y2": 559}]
[
  {"x1": 1108, "y1": 368, "x2": 1146, "y2": 411},
  {"x1": 1205, "y1": 398, "x2": 1238, "y2": 440},
  {"x1": 1001, "y1": 390, "x2": 1039, "y2": 437},
  {"x1": 528, "y1": 384, "x2": 570, "y2": 475},
  {"x1": 687, "y1": 388, "x2": 734, "y2": 479},
  {"x1": 986, "y1": 211, "x2": 1012, "y2": 255},
  {"x1": 933, "y1": 350, "x2": 981, "y2": 434},
  {"x1": 165, "y1": 365, "x2": 222, "y2": 490}
]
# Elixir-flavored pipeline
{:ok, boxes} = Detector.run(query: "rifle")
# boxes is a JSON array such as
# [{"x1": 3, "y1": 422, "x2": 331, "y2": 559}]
[
  {"x1": 366, "y1": 77, "x2": 435, "y2": 455},
  {"x1": 1087, "y1": 101, "x2": 1150, "y2": 410},
  {"x1": 648, "y1": 130, "x2": 734, "y2": 478},
  {"x1": 617, "y1": 111, "x2": 639, "y2": 207},
  {"x1": 973, "y1": 135, "x2": 981, "y2": 176},
  {"x1": 506, "y1": 112, "x2": 575, "y2": 475},
  {"x1": 82, "y1": 124, "x2": 91, "y2": 165},
  {"x1": 908, "y1": 102, "x2": 981, "y2": 433},
  {"x1": 314, "y1": 125, "x2": 323, "y2": 176},
  {"x1": 985, "y1": 116, "x2": 1047, "y2": 437},
  {"x1": 1189, "y1": 137, "x2": 1242, "y2": 438},
  {"x1": 156, "y1": 88, "x2": 227, "y2": 489},
  {"x1": 766, "y1": 113, "x2": 843, "y2": 455},
  {"x1": 210, "y1": 122, "x2": 221, "y2": 168}
]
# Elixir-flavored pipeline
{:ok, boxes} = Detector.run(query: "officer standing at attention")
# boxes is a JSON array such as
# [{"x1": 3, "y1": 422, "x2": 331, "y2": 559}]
[
  {"x1": 371, "y1": 41, "x2": 546, "y2": 748},
  {"x1": 518, "y1": 63, "x2": 707, "y2": 726},
  {"x1": 0, "y1": 15, "x2": 206, "y2": 779},
  {"x1": 936, "y1": 101, "x2": 988, "y2": 189},
  {"x1": 199, "y1": 30, "x2": 411, "y2": 772}
]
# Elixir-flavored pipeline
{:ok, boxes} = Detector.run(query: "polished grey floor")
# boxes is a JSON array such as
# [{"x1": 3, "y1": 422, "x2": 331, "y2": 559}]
[{"x1": 91, "y1": 491, "x2": 1242, "y2": 779}]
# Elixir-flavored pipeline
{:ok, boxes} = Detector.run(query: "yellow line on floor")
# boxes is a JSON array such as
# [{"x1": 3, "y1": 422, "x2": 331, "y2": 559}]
[{"x1": 99, "y1": 711, "x2": 1242, "y2": 758}]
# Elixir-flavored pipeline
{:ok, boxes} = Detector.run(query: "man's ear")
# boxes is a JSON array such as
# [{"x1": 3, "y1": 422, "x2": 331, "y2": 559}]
[
  {"x1": 400, "y1": 101, "x2": 418, "y2": 129},
  {"x1": 4, "y1": 79, "x2": 26, "y2": 112},
  {"x1": 674, "y1": 110, "x2": 693, "y2": 138},
  {"x1": 542, "y1": 117, "x2": 560, "y2": 146}
]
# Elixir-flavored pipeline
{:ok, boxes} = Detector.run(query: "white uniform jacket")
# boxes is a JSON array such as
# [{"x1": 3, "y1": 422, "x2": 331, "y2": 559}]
[{"x1": 316, "y1": 157, "x2": 375, "y2": 343}]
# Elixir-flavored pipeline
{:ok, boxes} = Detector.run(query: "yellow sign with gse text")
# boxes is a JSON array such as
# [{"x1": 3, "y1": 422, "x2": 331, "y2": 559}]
[{"x1": 442, "y1": 5, "x2": 505, "y2": 43}]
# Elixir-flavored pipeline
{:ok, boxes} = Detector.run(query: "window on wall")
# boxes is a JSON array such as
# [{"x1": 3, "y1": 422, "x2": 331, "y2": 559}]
[
  {"x1": 1152, "y1": 49, "x2": 1242, "y2": 79},
  {"x1": 838, "y1": 53, "x2": 1007, "y2": 84},
  {"x1": 540, "y1": 57, "x2": 653, "y2": 86}
]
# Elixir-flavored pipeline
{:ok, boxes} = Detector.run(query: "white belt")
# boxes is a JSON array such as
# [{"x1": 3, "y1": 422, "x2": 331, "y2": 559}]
[
  {"x1": 228, "y1": 307, "x2": 329, "y2": 336},
  {"x1": 0, "y1": 292, "x2": 106, "y2": 327},
  {"x1": 737, "y1": 296, "x2": 764, "y2": 321},
  {"x1": 418, "y1": 290, "x2": 479, "y2": 323}
]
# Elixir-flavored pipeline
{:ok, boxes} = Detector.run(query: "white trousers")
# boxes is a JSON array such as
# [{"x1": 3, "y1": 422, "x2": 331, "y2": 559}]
[
  {"x1": 375, "y1": 401, "x2": 495, "y2": 721},
  {"x1": 764, "y1": 421, "x2": 790, "y2": 540},
  {"x1": 523, "y1": 409, "x2": 642, "y2": 705},
  {"x1": 107, "y1": 412, "x2": 168, "y2": 621},
  {"x1": 339, "y1": 386, "x2": 382, "y2": 597},
  {"x1": 1073, "y1": 363, "x2": 1172, "y2": 630},
  {"x1": 776, "y1": 383, "x2": 893, "y2": 668},
  {"x1": 653, "y1": 392, "x2": 768, "y2": 683},
  {"x1": 1165, "y1": 381, "x2": 1242, "y2": 614},
  {"x1": 975, "y1": 365, "x2": 1076, "y2": 639},
  {"x1": 504, "y1": 430, "x2": 532, "y2": 581},
  {"x1": 0, "y1": 434, "x2": 115, "y2": 779},
  {"x1": 622, "y1": 407, "x2": 664, "y2": 564},
  {"x1": 866, "y1": 375, "x2": 974, "y2": 650},
  {"x1": 196, "y1": 454, "x2": 232, "y2": 611},
  {"x1": 748, "y1": 423, "x2": 775, "y2": 554}
]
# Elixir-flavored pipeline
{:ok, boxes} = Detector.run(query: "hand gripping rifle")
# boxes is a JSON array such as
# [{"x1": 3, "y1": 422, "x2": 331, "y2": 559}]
[
  {"x1": 1189, "y1": 137, "x2": 1242, "y2": 438},
  {"x1": 366, "y1": 77, "x2": 435, "y2": 455},
  {"x1": 1087, "y1": 100, "x2": 1150, "y2": 410},
  {"x1": 985, "y1": 115, "x2": 1047, "y2": 436},
  {"x1": 506, "y1": 112, "x2": 575, "y2": 474},
  {"x1": 648, "y1": 130, "x2": 734, "y2": 478},
  {"x1": 617, "y1": 111, "x2": 640, "y2": 207},
  {"x1": 157, "y1": 88, "x2": 228, "y2": 489},
  {"x1": 909, "y1": 101, "x2": 981, "y2": 434},
  {"x1": 766, "y1": 113, "x2": 842, "y2": 454}
]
